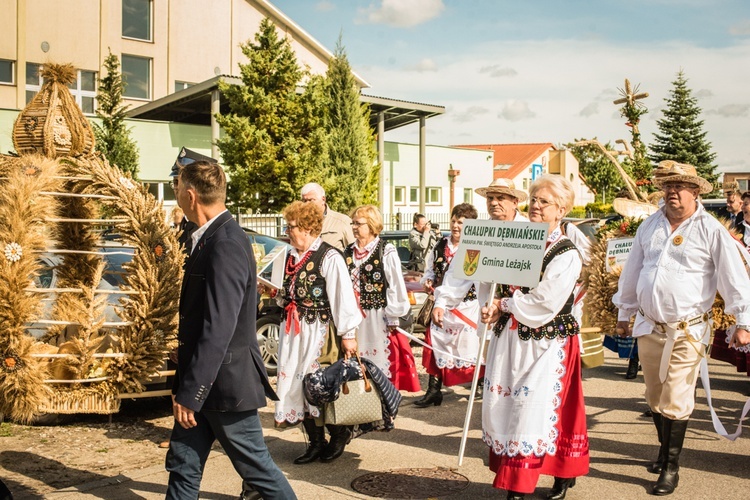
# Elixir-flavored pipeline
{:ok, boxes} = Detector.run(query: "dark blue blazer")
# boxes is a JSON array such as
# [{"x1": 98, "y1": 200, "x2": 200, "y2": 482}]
[{"x1": 173, "y1": 210, "x2": 277, "y2": 412}]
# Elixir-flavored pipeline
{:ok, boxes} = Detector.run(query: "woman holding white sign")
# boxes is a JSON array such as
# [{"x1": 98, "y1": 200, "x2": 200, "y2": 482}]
[
  {"x1": 481, "y1": 176, "x2": 589, "y2": 500},
  {"x1": 415, "y1": 203, "x2": 480, "y2": 407}
]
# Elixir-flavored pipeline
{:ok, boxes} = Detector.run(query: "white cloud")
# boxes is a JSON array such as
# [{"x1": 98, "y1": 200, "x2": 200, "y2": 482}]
[
  {"x1": 453, "y1": 106, "x2": 491, "y2": 123},
  {"x1": 579, "y1": 102, "x2": 599, "y2": 117},
  {"x1": 315, "y1": 1, "x2": 335, "y2": 12},
  {"x1": 729, "y1": 20, "x2": 750, "y2": 36},
  {"x1": 479, "y1": 65, "x2": 518, "y2": 78},
  {"x1": 499, "y1": 100, "x2": 535, "y2": 122},
  {"x1": 706, "y1": 104, "x2": 750, "y2": 117},
  {"x1": 695, "y1": 89, "x2": 714, "y2": 99},
  {"x1": 405, "y1": 58, "x2": 438, "y2": 72},
  {"x1": 357, "y1": 0, "x2": 445, "y2": 28}
]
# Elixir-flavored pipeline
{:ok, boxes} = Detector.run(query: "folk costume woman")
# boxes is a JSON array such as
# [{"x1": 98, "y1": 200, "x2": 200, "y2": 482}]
[
  {"x1": 345, "y1": 205, "x2": 420, "y2": 392},
  {"x1": 481, "y1": 176, "x2": 589, "y2": 500},
  {"x1": 415, "y1": 203, "x2": 481, "y2": 408},
  {"x1": 274, "y1": 201, "x2": 362, "y2": 464}
]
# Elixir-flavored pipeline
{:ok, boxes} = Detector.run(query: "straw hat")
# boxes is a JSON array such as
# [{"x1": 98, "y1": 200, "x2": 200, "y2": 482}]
[
  {"x1": 475, "y1": 178, "x2": 528, "y2": 202},
  {"x1": 651, "y1": 160, "x2": 713, "y2": 195}
]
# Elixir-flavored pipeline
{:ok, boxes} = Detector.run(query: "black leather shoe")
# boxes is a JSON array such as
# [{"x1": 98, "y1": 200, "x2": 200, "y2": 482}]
[
  {"x1": 652, "y1": 418, "x2": 688, "y2": 496},
  {"x1": 414, "y1": 375, "x2": 443, "y2": 407},
  {"x1": 625, "y1": 354, "x2": 640, "y2": 379},
  {"x1": 320, "y1": 425, "x2": 352, "y2": 462},
  {"x1": 294, "y1": 419, "x2": 327, "y2": 464},
  {"x1": 547, "y1": 477, "x2": 575, "y2": 499},
  {"x1": 506, "y1": 491, "x2": 525, "y2": 500}
]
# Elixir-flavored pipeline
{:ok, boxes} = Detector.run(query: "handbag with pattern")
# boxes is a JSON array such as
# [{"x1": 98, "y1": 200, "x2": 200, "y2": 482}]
[
  {"x1": 415, "y1": 293, "x2": 435, "y2": 328},
  {"x1": 324, "y1": 354, "x2": 382, "y2": 426}
]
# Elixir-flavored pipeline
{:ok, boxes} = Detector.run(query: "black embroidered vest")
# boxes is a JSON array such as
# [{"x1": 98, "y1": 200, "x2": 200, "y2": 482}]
[
  {"x1": 282, "y1": 242, "x2": 333, "y2": 324},
  {"x1": 431, "y1": 237, "x2": 476, "y2": 302},
  {"x1": 345, "y1": 239, "x2": 387, "y2": 310},
  {"x1": 492, "y1": 238, "x2": 579, "y2": 340}
]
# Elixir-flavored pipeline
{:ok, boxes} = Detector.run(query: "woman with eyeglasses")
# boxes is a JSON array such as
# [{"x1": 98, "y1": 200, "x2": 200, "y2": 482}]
[
  {"x1": 344, "y1": 205, "x2": 420, "y2": 392},
  {"x1": 480, "y1": 176, "x2": 589, "y2": 500},
  {"x1": 415, "y1": 202, "x2": 481, "y2": 408},
  {"x1": 273, "y1": 201, "x2": 362, "y2": 464}
]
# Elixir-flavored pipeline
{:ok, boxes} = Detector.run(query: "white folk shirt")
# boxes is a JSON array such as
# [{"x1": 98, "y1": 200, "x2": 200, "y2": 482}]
[{"x1": 613, "y1": 203, "x2": 750, "y2": 343}]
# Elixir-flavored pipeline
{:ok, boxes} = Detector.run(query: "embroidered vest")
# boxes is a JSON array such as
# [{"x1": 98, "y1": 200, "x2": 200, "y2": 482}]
[
  {"x1": 345, "y1": 239, "x2": 387, "y2": 310},
  {"x1": 493, "y1": 238, "x2": 579, "y2": 340},
  {"x1": 282, "y1": 242, "x2": 333, "y2": 324},
  {"x1": 431, "y1": 237, "x2": 476, "y2": 302}
]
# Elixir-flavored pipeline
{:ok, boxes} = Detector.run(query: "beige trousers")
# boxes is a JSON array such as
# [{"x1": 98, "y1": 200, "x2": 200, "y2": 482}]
[{"x1": 639, "y1": 332, "x2": 706, "y2": 420}]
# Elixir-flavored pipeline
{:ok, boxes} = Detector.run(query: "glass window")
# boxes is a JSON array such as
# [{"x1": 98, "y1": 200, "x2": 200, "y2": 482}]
[
  {"x1": 393, "y1": 186, "x2": 405, "y2": 204},
  {"x1": 409, "y1": 187, "x2": 419, "y2": 204},
  {"x1": 122, "y1": 55, "x2": 151, "y2": 99},
  {"x1": 67, "y1": 69, "x2": 97, "y2": 114},
  {"x1": 25, "y1": 63, "x2": 42, "y2": 103},
  {"x1": 0, "y1": 59, "x2": 13, "y2": 84},
  {"x1": 426, "y1": 187, "x2": 441, "y2": 204},
  {"x1": 739, "y1": 179, "x2": 749, "y2": 192},
  {"x1": 175, "y1": 81, "x2": 193, "y2": 92},
  {"x1": 146, "y1": 182, "x2": 160, "y2": 200},
  {"x1": 122, "y1": 0, "x2": 152, "y2": 41},
  {"x1": 463, "y1": 188, "x2": 472, "y2": 204}
]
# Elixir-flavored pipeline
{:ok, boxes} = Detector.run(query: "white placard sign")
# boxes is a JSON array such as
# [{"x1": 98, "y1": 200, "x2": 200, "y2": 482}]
[
  {"x1": 257, "y1": 244, "x2": 288, "y2": 289},
  {"x1": 453, "y1": 220, "x2": 549, "y2": 288},
  {"x1": 605, "y1": 237, "x2": 635, "y2": 272}
]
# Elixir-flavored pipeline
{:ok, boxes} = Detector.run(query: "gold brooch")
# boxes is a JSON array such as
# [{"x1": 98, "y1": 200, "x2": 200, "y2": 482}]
[{"x1": 673, "y1": 235, "x2": 684, "y2": 246}]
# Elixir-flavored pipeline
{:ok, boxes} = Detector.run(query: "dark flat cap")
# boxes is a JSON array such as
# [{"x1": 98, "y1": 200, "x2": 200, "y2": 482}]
[{"x1": 170, "y1": 147, "x2": 217, "y2": 177}]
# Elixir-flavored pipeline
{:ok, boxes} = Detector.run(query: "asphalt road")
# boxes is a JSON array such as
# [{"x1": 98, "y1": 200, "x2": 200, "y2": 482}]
[{"x1": 46, "y1": 350, "x2": 750, "y2": 499}]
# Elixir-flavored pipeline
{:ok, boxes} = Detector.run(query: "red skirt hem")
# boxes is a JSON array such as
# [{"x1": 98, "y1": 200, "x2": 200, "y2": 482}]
[{"x1": 388, "y1": 331, "x2": 421, "y2": 392}]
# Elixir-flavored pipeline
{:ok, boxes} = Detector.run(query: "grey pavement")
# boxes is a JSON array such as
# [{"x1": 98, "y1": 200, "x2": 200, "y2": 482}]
[{"x1": 44, "y1": 351, "x2": 750, "y2": 499}]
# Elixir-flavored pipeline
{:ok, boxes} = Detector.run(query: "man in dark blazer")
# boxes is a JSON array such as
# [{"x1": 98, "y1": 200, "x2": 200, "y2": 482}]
[
  {"x1": 166, "y1": 160, "x2": 295, "y2": 500},
  {"x1": 716, "y1": 183, "x2": 744, "y2": 228}
]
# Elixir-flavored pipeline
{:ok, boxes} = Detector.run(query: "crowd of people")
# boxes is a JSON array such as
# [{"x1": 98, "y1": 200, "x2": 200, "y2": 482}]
[{"x1": 163, "y1": 147, "x2": 750, "y2": 500}]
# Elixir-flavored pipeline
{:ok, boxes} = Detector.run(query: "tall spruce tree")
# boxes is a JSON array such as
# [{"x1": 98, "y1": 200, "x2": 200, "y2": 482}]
[
  {"x1": 215, "y1": 18, "x2": 327, "y2": 212},
  {"x1": 93, "y1": 50, "x2": 139, "y2": 177},
  {"x1": 649, "y1": 70, "x2": 718, "y2": 187},
  {"x1": 320, "y1": 39, "x2": 379, "y2": 212}
]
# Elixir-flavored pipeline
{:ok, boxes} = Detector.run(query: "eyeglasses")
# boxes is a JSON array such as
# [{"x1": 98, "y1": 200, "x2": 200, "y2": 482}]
[
  {"x1": 171, "y1": 178, "x2": 179, "y2": 189},
  {"x1": 529, "y1": 196, "x2": 555, "y2": 208},
  {"x1": 350, "y1": 221, "x2": 367, "y2": 227},
  {"x1": 284, "y1": 224, "x2": 298, "y2": 233},
  {"x1": 662, "y1": 182, "x2": 694, "y2": 191}
]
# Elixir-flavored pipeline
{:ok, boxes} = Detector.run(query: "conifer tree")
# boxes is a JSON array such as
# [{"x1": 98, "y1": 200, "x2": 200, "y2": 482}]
[
  {"x1": 649, "y1": 70, "x2": 718, "y2": 187},
  {"x1": 93, "y1": 50, "x2": 140, "y2": 178},
  {"x1": 215, "y1": 18, "x2": 327, "y2": 212},
  {"x1": 320, "y1": 39, "x2": 379, "y2": 212}
]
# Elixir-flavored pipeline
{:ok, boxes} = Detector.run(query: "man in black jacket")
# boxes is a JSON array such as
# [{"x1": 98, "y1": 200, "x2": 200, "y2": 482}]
[{"x1": 165, "y1": 160, "x2": 295, "y2": 499}]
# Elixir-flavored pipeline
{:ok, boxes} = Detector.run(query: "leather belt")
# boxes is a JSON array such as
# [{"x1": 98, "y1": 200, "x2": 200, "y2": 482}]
[{"x1": 638, "y1": 308, "x2": 710, "y2": 334}]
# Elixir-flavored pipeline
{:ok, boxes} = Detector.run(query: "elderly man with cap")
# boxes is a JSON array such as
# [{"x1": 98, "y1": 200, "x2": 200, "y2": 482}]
[
  {"x1": 613, "y1": 160, "x2": 750, "y2": 496},
  {"x1": 300, "y1": 182, "x2": 354, "y2": 252},
  {"x1": 171, "y1": 147, "x2": 213, "y2": 253},
  {"x1": 428, "y1": 178, "x2": 528, "y2": 400}
]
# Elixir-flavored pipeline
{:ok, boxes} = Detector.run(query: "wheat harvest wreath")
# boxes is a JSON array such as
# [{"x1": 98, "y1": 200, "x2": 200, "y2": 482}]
[{"x1": 0, "y1": 63, "x2": 183, "y2": 423}]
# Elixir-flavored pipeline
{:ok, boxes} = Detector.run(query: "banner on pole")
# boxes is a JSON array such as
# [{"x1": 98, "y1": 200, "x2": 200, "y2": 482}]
[
  {"x1": 453, "y1": 219, "x2": 548, "y2": 288},
  {"x1": 605, "y1": 237, "x2": 634, "y2": 272}
]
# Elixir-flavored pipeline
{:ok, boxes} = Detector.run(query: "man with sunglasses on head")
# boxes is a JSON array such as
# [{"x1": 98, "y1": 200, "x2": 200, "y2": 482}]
[
  {"x1": 170, "y1": 148, "x2": 208, "y2": 254},
  {"x1": 614, "y1": 160, "x2": 750, "y2": 496},
  {"x1": 299, "y1": 182, "x2": 354, "y2": 252}
]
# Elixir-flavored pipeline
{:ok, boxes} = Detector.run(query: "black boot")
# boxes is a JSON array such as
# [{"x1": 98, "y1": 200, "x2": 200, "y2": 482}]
[
  {"x1": 414, "y1": 375, "x2": 443, "y2": 407},
  {"x1": 320, "y1": 424, "x2": 352, "y2": 462},
  {"x1": 293, "y1": 419, "x2": 327, "y2": 464},
  {"x1": 647, "y1": 412, "x2": 665, "y2": 474},
  {"x1": 506, "y1": 491, "x2": 525, "y2": 500},
  {"x1": 547, "y1": 477, "x2": 575, "y2": 499},
  {"x1": 652, "y1": 418, "x2": 688, "y2": 496},
  {"x1": 626, "y1": 353, "x2": 640, "y2": 379},
  {"x1": 474, "y1": 377, "x2": 484, "y2": 400}
]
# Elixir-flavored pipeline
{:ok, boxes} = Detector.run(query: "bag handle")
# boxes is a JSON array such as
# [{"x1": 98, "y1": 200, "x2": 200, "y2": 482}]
[{"x1": 342, "y1": 351, "x2": 372, "y2": 394}]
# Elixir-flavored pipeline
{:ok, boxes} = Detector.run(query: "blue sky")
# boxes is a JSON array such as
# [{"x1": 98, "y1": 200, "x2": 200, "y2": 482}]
[{"x1": 272, "y1": 0, "x2": 750, "y2": 171}]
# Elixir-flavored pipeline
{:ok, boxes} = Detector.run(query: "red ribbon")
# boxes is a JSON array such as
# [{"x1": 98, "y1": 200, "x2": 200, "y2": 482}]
[
  {"x1": 448, "y1": 308, "x2": 478, "y2": 329},
  {"x1": 284, "y1": 301, "x2": 301, "y2": 335}
]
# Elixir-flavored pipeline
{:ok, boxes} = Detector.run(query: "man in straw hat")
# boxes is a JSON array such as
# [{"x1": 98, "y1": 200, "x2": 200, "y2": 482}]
[
  {"x1": 613, "y1": 160, "x2": 750, "y2": 496},
  {"x1": 430, "y1": 178, "x2": 528, "y2": 400}
]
